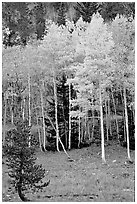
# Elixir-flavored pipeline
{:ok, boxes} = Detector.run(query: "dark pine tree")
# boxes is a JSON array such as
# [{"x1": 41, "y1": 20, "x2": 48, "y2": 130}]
[
  {"x1": 3, "y1": 119, "x2": 50, "y2": 201},
  {"x1": 34, "y1": 3, "x2": 46, "y2": 40},
  {"x1": 74, "y1": 2, "x2": 99, "y2": 23},
  {"x1": 57, "y1": 3, "x2": 66, "y2": 26},
  {"x1": 99, "y1": 2, "x2": 135, "y2": 22}
]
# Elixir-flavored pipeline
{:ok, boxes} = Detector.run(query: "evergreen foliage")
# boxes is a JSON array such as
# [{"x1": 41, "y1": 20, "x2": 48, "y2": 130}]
[
  {"x1": 74, "y1": 2, "x2": 99, "y2": 23},
  {"x1": 3, "y1": 119, "x2": 49, "y2": 201},
  {"x1": 57, "y1": 3, "x2": 66, "y2": 26}
]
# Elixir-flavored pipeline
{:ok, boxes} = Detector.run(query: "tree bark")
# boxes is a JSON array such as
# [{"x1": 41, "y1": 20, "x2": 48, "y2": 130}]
[
  {"x1": 91, "y1": 107, "x2": 95, "y2": 140},
  {"x1": 68, "y1": 82, "x2": 71, "y2": 150},
  {"x1": 36, "y1": 108, "x2": 42, "y2": 151},
  {"x1": 111, "y1": 87, "x2": 119, "y2": 140},
  {"x1": 52, "y1": 69, "x2": 60, "y2": 152},
  {"x1": 3, "y1": 94, "x2": 7, "y2": 146},
  {"x1": 40, "y1": 83, "x2": 47, "y2": 151},
  {"x1": 17, "y1": 182, "x2": 29, "y2": 202},
  {"x1": 99, "y1": 84, "x2": 106, "y2": 163},
  {"x1": 105, "y1": 99, "x2": 109, "y2": 142},
  {"x1": 44, "y1": 113, "x2": 71, "y2": 158},
  {"x1": 108, "y1": 98, "x2": 112, "y2": 137},
  {"x1": 22, "y1": 98, "x2": 25, "y2": 121},
  {"x1": 17, "y1": 153, "x2": 30, "y2": 202},
  {"x1": 28, "y1": 73, "x2": 31, "y2": 147},
  {"x1": 123, "y1": 86, "x2": 131, "y2": 161},
  {"x1": 78, "y1": 113, "x2": 81, "y2": 148},
  {"x1": 61, "y1": 103, "x2": 67, "y2": 149},
  {"x1": 120, "y1": 88, "x2": 126, "y2": 141}
]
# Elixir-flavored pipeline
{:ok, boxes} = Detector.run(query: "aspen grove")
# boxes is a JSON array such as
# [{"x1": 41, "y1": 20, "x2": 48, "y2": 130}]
[{"x1": 3, "y1": 13, "x2": 135, "y2": 161}]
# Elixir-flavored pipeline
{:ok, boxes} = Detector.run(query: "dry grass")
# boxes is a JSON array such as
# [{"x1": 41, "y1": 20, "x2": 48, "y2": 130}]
[{"x1": 2, "y1": 141, "x2": 135, "y2": 202}]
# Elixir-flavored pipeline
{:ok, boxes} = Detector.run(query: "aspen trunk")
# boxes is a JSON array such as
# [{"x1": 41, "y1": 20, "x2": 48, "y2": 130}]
[
  {"x1": 120, "y1": 88, "x2": 126, "y2": 141},
  {"x1": 91, "y1": 109, "x2": 95, "y2": 140},
  {"x1": 11, "y1": 95, "x2": 14, "y2": 125},
  {"x1": 62, "y1": 103, "x2": 67, "y2": 148},
  {"x1": 10, "y1": 91, "x2": 14, "y2": 146},
  {"x1": 22, "y1": 98, "x2": 25, "y2": 121},
  {"x1": 84, "y1": 115, "x2": 87, "y2": 140},
  {"x1": 36, "y1": 108, "x2": 42, "y2": 151},
  {"x1": 99, "y1": 85, "x2": 106, "y2": 163},
  {"x1": 68, "y1": 82, "x2": 71, "y2": 150},
  {"x1": 87, "y1": 120, "x2": 90, "y2": 140},
  {"x1": 105, "y1": 99, "x2": 109, "y2": 142},
  {"x1": 28, "y1": 74, "x2": 31, "y2": 147},
  {"x1": 123, "y1": 115, "x2": 126, "y2": 142},
  {"x1": 40, "y1": 84, "x2": 47, "y2": 151},
  {"x1": 108, "y1": 99, "x2": 112, "y2": 136},
  {"x1": 78, "y1": 114, "x2": 81, "y2": 148},
  {"x1": 45, "y1": 112, "x2": 71, "y2": 158},
  {"x1": 111, "y1": 87, "x2": 119, "y2": 140},
  {"x1": 52, "y1": 69, "x2": 60, "y2": 152},
  {"x1": 81, "y1": 122, "x2": 84, "y2": 142},
  {"x1": 123, "y1": 86, "x2": 131, "y2": 161},
  {"x1": 3, "y1": 95, "x2": 7, "y2": 146}
]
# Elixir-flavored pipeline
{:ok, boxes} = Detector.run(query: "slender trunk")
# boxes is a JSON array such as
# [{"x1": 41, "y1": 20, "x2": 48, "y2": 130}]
[
  {"x1": 40, "y1": 84, "x2": 47, "y2": 151},
  {"x1": 52, "y1": 69, "x2": 60, "y2": 152},
  {"x1": 68, "y1": 82, "x2": 71, "y2": 150},
  {"x1": 45, "y1": 112, "x2": 71, "y2": 158},
  {"x1": 99, "y1": 84, "x2": 106, "y2": 163},
  {"x1": 105, "y1": 99, "x2": 109, "y2": 142},
  {"x1": 120, "y1": 88, "x2": 126, "y2": 141},
  {"x1": 81, "y1": 121, "x2": 84, "y2": 142},
  {"x1": 17, "y1": 182, "x2": 29, "y2": 202},
  {"x1": 123, "y1": 115, "x2": 126, "y2": 142},
  {"x1": 87, "y1": 120, "x2": 90, "y2": 140},
  {"x1": 3, "y1": 95, "x2": 7, "y2": 146},
  {"x1": 84, "y1": 115, "x2": 87, "y2": 140},
  {"x1": 91, "y1": 109, "x2": 95, "y2": 140},
  {"x1": 22, "y1": 98, "x2": 25, "y2": 121},
  {"x1": 36, "y1": 108, "x2": 42, "y2": 151},
  {"x1": 123, "y1": 86, "x2": 131, "y2": 161},
  {"x1": 28, "y1": 73, "x2": 31, "y2": 147},
  {"x1": 17, "y1": 156, "x2": 29, "y2": 201},
  {"x1": 11, "y1": 96, "x2": 14, "y2": 125},
  {"x1": 108, "y1": 98, "x2": 112, "y2": 136},
  {"x1": 10, "y1": 92, "x2": 14, "y2": 146},
  {"x1": 111, "y1": 87, "x2": 119, "y2": 140},
  {"x1": 78, "y1": 114, "x2": 81, "y2": 148},
  {"x1": 62, "y1": 103, "x2": 67, "y2": 148}
]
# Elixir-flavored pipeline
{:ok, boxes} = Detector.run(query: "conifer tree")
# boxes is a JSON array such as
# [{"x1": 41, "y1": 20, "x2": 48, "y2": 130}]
[
  {"x1": 57, "y1": 3, "x2": 66, "y2": 26},
  {"x1": 4, "y1": 118, "x2": 50, "y2": 201}
]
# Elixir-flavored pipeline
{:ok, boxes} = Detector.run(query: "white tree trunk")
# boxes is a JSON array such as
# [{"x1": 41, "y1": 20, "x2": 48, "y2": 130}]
[
  {"x1": 120, "y1": 88, "x2": 126, "y2": 141},
  {"x1": 108, "y1": 99, "x2": 112, "y2": 136},
  {"x1": 111, "y1": 87, "x2": 119, "y2": 140},
  {"x1": 91, "y1": 108, "x2": 95, "y2": 140},
  {"x1": 36, "y1": 108, "x2": 42, "y2": 151},
  {"x1": 52, "y1": 69, "x2": 60, "y2": 152},
  {"x1": 99, "y1": 85, "x2": 106, "y2": 163},
  {"x1": 105, "y1": 99, "x2": 109, "y2": 142},
  {"x1": 22, "y1": 98, "x2": 25, "y2": 121},
  {"x1": 3, "y1": 94, "x2": 7, "y2": 146},
  {"x1": 28, "y1": 73, "x2": 31, "y2": 147},
  {"x1": 68, "y1": 82, "x2": 71, "y2": 150},
  {"x1": 78, "y1": 114, "x2": 81, "y2": 148},
  {"x1": 40, "y1": 83, "x2": 47, "y2": 151},
  {"x1": 123, "y1": 86, "x2": 131, "y2": 161}
]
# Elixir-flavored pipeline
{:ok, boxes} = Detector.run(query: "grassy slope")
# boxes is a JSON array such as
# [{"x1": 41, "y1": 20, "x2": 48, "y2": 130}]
[{"x1": 2, "y1": 141, "x2": 135, "y2": 202}]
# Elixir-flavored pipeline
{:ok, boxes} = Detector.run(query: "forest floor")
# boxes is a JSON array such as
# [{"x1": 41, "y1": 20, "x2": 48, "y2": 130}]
[{"x1": 2, "y1": 140, "x2": 135, "y2": 202}]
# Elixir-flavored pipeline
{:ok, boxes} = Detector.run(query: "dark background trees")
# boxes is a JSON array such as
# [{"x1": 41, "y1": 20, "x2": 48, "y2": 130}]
[{"x1": 2, "y1": 2, "x2": 135, "y2": 46}]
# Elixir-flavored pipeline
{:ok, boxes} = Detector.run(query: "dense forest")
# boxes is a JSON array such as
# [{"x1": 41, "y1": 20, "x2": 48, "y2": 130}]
[{"x1": 2, "y1": 2, "x2": 135, "y2": 202}]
